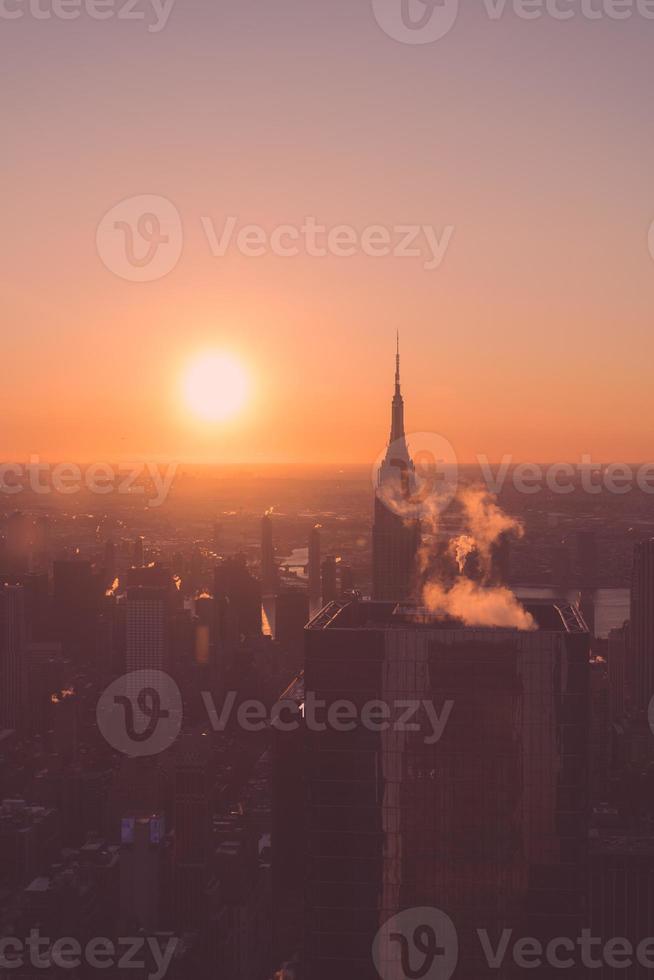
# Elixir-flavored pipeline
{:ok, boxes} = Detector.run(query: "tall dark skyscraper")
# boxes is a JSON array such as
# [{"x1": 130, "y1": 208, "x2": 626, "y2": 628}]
[
  {"x1": 261, "y1": 511, "x2": 278, "y2": 595},
  {"x1": 308, "y1": 525, "x2": 322, "y2": 604},
  {"x1": 321, "y1": 556, "x2": 338, "y2": 606},
  {"x1": 372, "y1": 337, "x2": 420, "y2": 601},
  {"x1": 0, "y1": 584, "x2": 26, "y2": 731},
  {"x1": 303, "y1": 598, "x2": 590, "y2": 980},
  {"x1": 630, "y1": 537, "x2": 654, "y2": 710}
]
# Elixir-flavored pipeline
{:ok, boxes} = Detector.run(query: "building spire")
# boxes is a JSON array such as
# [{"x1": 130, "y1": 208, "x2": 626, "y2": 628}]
[{"x1": 389, "y1": 333, "x2": 405, "y2": 445}]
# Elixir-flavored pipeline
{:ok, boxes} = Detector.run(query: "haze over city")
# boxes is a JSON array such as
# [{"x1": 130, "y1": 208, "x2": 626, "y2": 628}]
[{"x1": 4, "y1": 2, "x2": 654, "y2": 979}]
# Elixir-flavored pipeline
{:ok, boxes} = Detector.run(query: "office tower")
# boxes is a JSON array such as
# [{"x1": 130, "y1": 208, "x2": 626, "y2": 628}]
[
  {"x1": 172, "y1": 551, "x2": 185, "y2": 582},
  {"x1": 608, "y1": 621, "x2": 630, "y2": 720},
  {"x1": 372, "y1": 337, "x2": 420, "y2": 601},
  {"x1": 579, "y1": 588, "x2": 596, "y2": 638},
  {"x1": 134, "y1": 535, "x2": 145, "y2": 567},
  {"x1": 630, "y1": 538, "x2": 654, "y2": 711},
  {"x1": 120, "y1": 813, "x2": 168, "y2": 931},
  {"x1": 303, "y1": 598, "x2": 590, "y2": 980},
  {"x1": 53, "y1": 559, "x2": 100, "y2": 663},
  {"x1": 262, "y1": 511, "x2": 278, "y2": 595},
  {"x1": 490, "y1": 532, "x2": 511, "y2": 586},
  {"x1": 551, "y1": 538, "x2": 570, "y2": 591},
  {"x1": 321, "y1": 556, "x2": 338, "y2": 605},
  {"x1": 214, "y1": 556, "x2": 262, "y2": 640},
  {"x1": 339, "y1": 562, "x2": 355, "y2": 596},
  {"x1": 104, "y1": 538, "x2": 116, "y2": 584},
  {"x1": 194, "y1": 593, "x2": 213, "y2": 666},
  {"x1": 126, "y1": 587, "x2": 170, "y2": 676},
  {"x1": 272, "y1": 675, "x2": 305, "y2": 969},
  {"x1": 589, "y1": 656, "x2": 610, "y2": 801},
  {"x1": 20, "y1": 571, "x2": 50, "y2": 641},
  {"x1": 308, "y1": 525, "x2": 322, "y2": 602},
  {"x1": 274, "y1": 590, "x2": 310, "y2": 663},
  {"x1": 173, "y1": 735, "x2": 212, "y2": 929},
  {"x1": 4, "y1": 511, "x2": 32, "y2": 576},
  {"x1": 0, "y1": 584, "x2": 26, "y2": 731},
  {"x1": 576, "y1": 528, "x2": 598, "y2": 588},
  {"x1": 108, "y1": 756, "x2": 167, "y2": 841},
  {"x1": 32, "y1": 514, "x2": 50, "y2": 573},
  {"x1": 590, "y1": 833, "x2": 654, "y2": 977},
  {"x1": 189, "y1": 543, "x2": 204, "y2": 593},
  {"x1": 24, "y1": 641, "x2": 63, "y2": 736}
]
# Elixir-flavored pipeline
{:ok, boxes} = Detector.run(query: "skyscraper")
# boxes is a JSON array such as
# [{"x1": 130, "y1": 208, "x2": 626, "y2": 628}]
[
  {"x1": 120, "y1": 813, "x2": 169, "y2": 932},
  {"x1": 261, "y1": 511, "x2": 278, "y2": 595},
  {"x1": 0, "y1": 584, "x2": 26, "y2": 731},
  {"x1": 308, "y1": 525, "x2": 322, "y2": 605},
  {"x1": 321, "y1": 556, "x2": 338, "y2": 606},
  {"x1": 372, "y1": 336, "x2": 420, "y2": 601},
  {"x1": 303, "y1": 597, "x2": 590, "y2": 979},
  {"x1": 630, "y1": 538, "x2": 654, "y2": 711},
  {"x1": 126, "y1": 586, "x2": 170, "y2": 677},
  {"x1": 173, "y1": 735, "x2": 212, "y2": 929}
]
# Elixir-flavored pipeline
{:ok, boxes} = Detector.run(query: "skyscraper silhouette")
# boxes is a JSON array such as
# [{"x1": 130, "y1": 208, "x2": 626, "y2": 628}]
[
  {"x1": 630, "y1": 538, "x2": 654, "y2": 710},
  {"x1": 308, "y1": 525, "x2": 322, "y2": 604},
  {"x1": 372, "y1": 336, "x2": 419, "y2": 601},
  {"x1": 261, "y1": 511, "x2": 278, "y2": 595},
  {"x1": 303, "y1": 598, "x2": 590, "y2": 979}
]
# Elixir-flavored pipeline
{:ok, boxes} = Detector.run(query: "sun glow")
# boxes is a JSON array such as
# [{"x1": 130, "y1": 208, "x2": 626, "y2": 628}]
[{"x1": 182, "y1": 351, "x2": 250, "y2": 422}]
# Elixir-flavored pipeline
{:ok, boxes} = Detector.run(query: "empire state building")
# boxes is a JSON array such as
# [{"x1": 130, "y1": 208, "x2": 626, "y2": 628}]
[{"x1": 372, "y1": 338, "x2": 420, "y2": 601}]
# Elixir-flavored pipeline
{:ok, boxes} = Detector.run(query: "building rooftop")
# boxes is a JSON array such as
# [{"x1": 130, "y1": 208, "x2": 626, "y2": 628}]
[{"x1": 307, "y1": 596, "x2": 588, "y2": 633}]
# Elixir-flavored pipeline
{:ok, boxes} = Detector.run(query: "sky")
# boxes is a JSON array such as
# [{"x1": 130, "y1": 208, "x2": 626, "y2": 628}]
[{"x1": 2, "y1": 0, "x2": 654, "y2": 465}]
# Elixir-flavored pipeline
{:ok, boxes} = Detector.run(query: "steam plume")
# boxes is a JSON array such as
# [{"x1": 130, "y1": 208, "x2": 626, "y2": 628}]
[{"x1": 417, "y1": 486, "x2": 535, "y2": 631}]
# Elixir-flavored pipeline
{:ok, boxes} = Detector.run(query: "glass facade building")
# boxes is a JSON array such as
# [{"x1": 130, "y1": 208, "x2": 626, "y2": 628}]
[{"x1": 303, "y1": 598, "x2": 590, "y2": 979}]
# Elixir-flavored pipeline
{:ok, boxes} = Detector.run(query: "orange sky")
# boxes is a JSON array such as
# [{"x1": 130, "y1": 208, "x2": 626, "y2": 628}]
[{"x1": 3, "y1": 1, "x2": 654, "y2": 465}]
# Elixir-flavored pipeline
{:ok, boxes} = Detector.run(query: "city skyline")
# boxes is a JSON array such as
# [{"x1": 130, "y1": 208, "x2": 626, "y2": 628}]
[{"x1": 3, "y1": 3, "x2": 654, "y2": 978}]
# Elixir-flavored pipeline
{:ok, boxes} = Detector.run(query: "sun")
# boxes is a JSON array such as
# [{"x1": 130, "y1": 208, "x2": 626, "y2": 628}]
[{"x1": 182, "y1": 351, "x2": 250, "y2": 422}]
